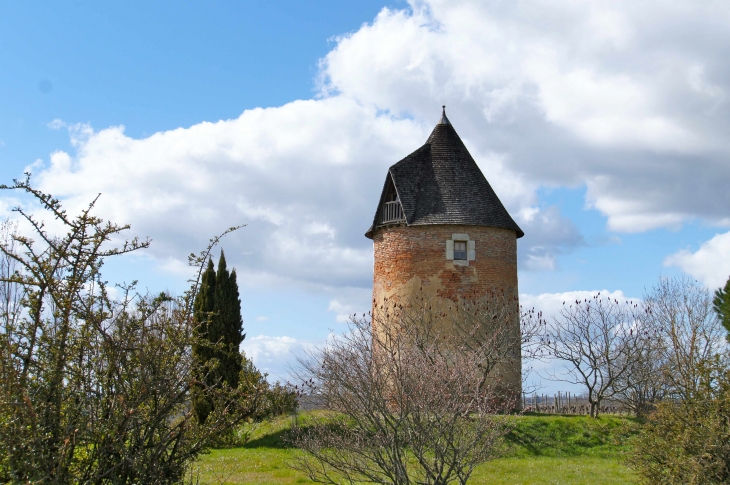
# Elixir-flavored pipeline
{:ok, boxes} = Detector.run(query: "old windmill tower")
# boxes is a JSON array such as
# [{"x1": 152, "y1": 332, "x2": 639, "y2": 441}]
[{"x1": 365, "y1": 107, "x2": 524, "y2": 396}]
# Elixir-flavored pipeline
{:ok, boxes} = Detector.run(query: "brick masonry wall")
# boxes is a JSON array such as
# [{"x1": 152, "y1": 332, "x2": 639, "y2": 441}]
[
  {"x1": 371, "y1": 223, "x2": 522, "y2": 402},
  {"x1": 372, "y1": 224, "x2": 518, "y2": 304}
]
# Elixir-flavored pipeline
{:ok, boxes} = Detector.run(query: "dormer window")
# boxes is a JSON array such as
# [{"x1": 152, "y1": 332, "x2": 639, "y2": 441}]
[
  {"x1": 380, "y1": 176, "x2": 405, "y2": 224},
  {"x1": 453, "y1": 241, "x2": 467, "y2": 260}
]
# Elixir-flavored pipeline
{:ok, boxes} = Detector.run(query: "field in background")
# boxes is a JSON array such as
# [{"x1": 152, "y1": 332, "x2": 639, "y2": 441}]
[{"x1": 193, "y1": 412, "x2": 640, "y2": 484}]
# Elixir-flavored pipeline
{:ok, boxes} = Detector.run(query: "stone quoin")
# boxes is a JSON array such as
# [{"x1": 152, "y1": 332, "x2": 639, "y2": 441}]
[{"x1": 365, "y1": 107, "x2": 524, "y2": 399}]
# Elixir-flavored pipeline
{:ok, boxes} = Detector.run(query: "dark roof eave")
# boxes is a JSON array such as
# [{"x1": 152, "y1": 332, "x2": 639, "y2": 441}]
[{"x1": 366, "y1": 221, "x2": 524, "y2": 239}]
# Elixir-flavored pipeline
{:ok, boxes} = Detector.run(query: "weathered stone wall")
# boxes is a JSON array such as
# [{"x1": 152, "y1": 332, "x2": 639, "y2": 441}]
[{"x1": 371, "y1": 223, "x2": 522, "y2": 402}]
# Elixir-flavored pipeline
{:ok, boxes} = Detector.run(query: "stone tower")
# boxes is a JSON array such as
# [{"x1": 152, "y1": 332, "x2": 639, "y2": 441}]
[{"x1": 365, "y1": 108, "x2": 524, "y2": 396}]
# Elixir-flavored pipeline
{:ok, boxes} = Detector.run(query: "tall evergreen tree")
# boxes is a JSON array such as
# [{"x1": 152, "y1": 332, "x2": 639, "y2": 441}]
[
  {"x1": 192, "y1": 251, "x2": 247, "y2": 422},
  {"x1": 212, "y1": 251, "x2": 245, "y2": 389},
  {"x1": 192, "y1": 258, "x2": 217, "y2": 422},
  {"x1": 714, "y1": 275, "x2": 730, "y2": 342}
]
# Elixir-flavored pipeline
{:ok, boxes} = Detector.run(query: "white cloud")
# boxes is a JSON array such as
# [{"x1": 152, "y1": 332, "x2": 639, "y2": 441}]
[
  {"x1": 327, "y1": 287, "x2": 372, "y2": 323},
  {"x1": 8, "y1": 0, "x2": 729, "y2": 301},
  {"x1": 48, "y1": 119, "x2": 65, "y2": 130},
  {"x1": 665, "y1": 231, "x2": 730, "y2": 289},
  {"x1": 521, "y1": 289, "x2": 636, "y2": 320},
  {"x1": 321, "y1": 0, "x2": 730, "y2": 231},
  {"x1": 516, "y1": 206, "x2": 584, "y2": 271},
  {"x1": 242, "y1": 334, "x2": 313, "y2": 381},
  {"x1": 255, "y1": 316, "x2": 270, "y2": 322},
  {"x1": 327, "y1": 300, "x2": 354, "y2": 324},
  {"x1": 31, "y1": 98, "x2": 426, "y2": 291}
]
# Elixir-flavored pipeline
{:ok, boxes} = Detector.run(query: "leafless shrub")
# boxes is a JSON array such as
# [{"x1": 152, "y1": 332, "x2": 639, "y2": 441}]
[{"x1": 291, "y1": 294, "x2": 518, "y2": 485}]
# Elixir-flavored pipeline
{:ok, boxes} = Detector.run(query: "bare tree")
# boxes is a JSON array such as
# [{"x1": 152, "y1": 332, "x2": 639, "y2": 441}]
[
  {"x1": 386, "y1": 290, "x2": 532, "y2": 397},
  {"x1": 627, "y1": 276, "x2": 730, "y2": 485},
  {"x1": 643, "y1": 276, "x2": 727, "y2": 400},
  {"x1": 610, "y1": 328, "x2": 668, "y2": 417},
  {"x1": 542, "y1": 293, "x2": 645, "y2": 417},
  {"x1": 292, "y1": 295, "x2": 518, "y2": 485}
]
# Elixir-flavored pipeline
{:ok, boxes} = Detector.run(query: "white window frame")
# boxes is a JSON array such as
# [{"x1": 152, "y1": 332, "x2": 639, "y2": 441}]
[{"x1": 445, "y1": 233, "x2": 476, "y2": 265}]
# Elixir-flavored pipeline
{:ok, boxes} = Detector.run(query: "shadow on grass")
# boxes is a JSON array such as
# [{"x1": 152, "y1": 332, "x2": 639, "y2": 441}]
[
  {"x1": 233, "y1": 412, "x2": 641, "y2": 461},
  {"x1": 243, "y1": 428, "x2": 295, "y2": 449},
  {"x1": 242, "y1": 415, "x2": 361, "y2": 451},
  {"x1": 504, "y1": 415, "x2": 641, "y2": 458}
]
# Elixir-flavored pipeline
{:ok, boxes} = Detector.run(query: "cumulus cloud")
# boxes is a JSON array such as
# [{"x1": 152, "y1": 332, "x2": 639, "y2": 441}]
[
  {"x1": 325, "y1": 287, "x2": 372, "y2": 323},
  {"x1": 516, "y1": 205, "x2": 585, "y2": 271},
  {"x1": 31, "y1": 98, "x2": 425, "y2": 291},
  {"x1": 7, "y1": 0, "x2": 729, "y2": 303},
  {"x1": 241, "y1": 334, "x2": 313, "y2": 381},
  {"x1": 665, "y1": 231, "x2": 730, "y2": 289},
  {"x1": 327, "y1": 300, "x2": 356, "y2": 324},
  {"x1": 322, "y1": 0, "x2": 730, "y2": 231}
]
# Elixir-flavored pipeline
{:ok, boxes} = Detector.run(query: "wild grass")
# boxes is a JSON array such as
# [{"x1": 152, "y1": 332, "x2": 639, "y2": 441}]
[{"x1": 192, "y1": 412, "x2": 640, "y2": 484}]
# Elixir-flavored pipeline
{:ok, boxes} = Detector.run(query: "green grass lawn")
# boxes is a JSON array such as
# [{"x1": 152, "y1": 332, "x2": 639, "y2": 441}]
[{"x1": 193, "y1": 413, "x2": 640, "y2": 484}]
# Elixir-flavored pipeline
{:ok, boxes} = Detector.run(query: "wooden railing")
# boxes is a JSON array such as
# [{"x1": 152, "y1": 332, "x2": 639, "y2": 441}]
[{"x1": 381, "y1": 201, "x2": 405, "y2": 224}]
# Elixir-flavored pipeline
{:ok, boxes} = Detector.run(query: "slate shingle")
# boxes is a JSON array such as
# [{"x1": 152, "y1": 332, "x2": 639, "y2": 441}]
[{"x1": 365, "y1": 113, "x2": 524, "y2": 239}]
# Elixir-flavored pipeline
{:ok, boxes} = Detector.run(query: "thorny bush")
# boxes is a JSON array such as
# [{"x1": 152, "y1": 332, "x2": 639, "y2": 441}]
[{"x1": 0, "y1": 177, "x2": 265, "y2": 484}]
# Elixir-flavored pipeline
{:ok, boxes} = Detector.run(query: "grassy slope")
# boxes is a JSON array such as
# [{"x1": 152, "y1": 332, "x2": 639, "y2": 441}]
[{"x1": 193, "y1": 413, "x2": 639, "y2": 484}]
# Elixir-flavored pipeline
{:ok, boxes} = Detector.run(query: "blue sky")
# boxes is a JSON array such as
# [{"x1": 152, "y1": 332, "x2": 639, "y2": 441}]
[
  {"x1": 0, "y1": 1, "x2": 398, "y2": 175},
  {"x1": 1, "y1": 1, "x2": 729, "y2": 386}
]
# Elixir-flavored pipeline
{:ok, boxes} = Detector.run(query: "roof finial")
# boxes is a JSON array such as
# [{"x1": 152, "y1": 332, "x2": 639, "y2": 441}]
[{"x1": 438, "y1": 105, "x2": 451, "y2": 125}]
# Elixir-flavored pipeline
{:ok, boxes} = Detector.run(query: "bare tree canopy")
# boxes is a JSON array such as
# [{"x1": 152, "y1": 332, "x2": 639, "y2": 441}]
[
  {"x1": 541, "y1": 294, "x2": 645, "y2": 417},
  {"x1": 609, "y1": 326, "x2": 668, "y2": 417},
  {"x1": 644, "y1": 276, "x2": 727, "y2": 400},
  {"x1": 542, "y1": 277, "x2": 728, "y2": 418},
  {"x1": 292, "y1": 295, "x2": 520, "y2": 485}
]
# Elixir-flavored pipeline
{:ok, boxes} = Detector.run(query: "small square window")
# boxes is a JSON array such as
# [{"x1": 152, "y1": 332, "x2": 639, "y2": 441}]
[{"x1": 454, "y1": 241, "x2": 467, "y2": 260}]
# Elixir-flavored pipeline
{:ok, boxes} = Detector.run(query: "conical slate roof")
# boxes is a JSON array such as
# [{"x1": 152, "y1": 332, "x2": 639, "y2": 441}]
[{"x1": 365, "y1": 109, "x2": 524, "y2": 239}]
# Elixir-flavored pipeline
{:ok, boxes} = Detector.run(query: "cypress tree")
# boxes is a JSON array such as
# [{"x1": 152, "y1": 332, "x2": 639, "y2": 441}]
[
  {"x1": 192, "y1": 251, "x2": 247, "y2": 423},
  {"x1": 192, "y1": 258, "x2": 216, "y2": 422},
  {"x1": 212, "y1": 251, "x2": 245, "y2": 389},
  {"x1": 714, "y1": 275, "x2": 730, "y2": 342}
]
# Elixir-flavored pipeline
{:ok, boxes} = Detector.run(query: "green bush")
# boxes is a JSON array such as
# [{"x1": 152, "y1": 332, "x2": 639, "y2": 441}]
[
  {"x1": 0, "y1": 179, "x2": 261, "y2": 483},
  {"x1": 628, "y1": 360, "x2": 730, "y2": 484}
]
